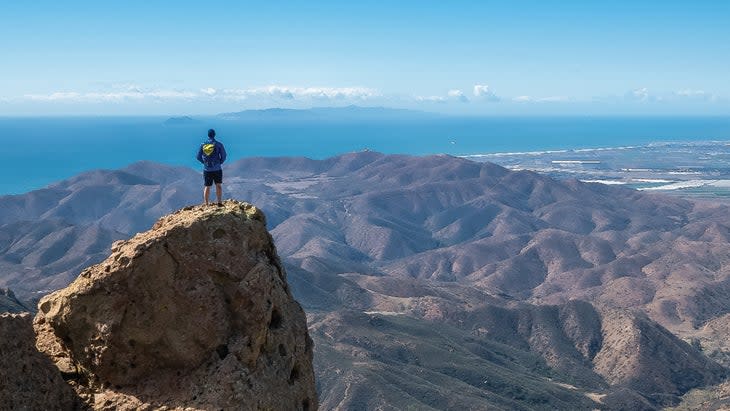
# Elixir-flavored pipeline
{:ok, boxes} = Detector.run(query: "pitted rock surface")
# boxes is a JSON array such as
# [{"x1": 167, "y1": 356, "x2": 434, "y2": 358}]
[
  {"x1": 34, "y1": 200, "x2": 317, "y2": 410},
  {"x1": 0, "y1": 313, "x2": 78, "y2": 410}
]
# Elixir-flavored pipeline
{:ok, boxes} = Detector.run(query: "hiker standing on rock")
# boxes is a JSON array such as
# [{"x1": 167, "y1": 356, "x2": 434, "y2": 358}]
[{"x1": 196, "y1": 128, "x2": 227, "y2": 206}]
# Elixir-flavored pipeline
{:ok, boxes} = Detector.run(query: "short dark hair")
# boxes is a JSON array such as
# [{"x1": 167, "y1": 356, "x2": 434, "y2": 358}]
[{"x1": 208, "y1": 129, "x2": 216, "y2": 138}]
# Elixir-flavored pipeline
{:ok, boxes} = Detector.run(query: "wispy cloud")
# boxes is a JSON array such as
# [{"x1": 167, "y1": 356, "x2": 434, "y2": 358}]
[
  {"x1": 674, "y1": 89, "x2": 717, "y2": 101},
  {"x1": 622, "y1": 87, "x2": 722, "y2": 103},
  {"x1": 512, "y1": 95, "x2": 570, "y2": 103},
  {"x1": 203, "y1": 86, "x2": 379, "y2": 101},
  {"x1": 415, "y1": 95, "x2": 447, "y2": 103},
  {"x1": 18, "y1": 85, "x2": 380, "y2": 103},
  {"x1": 23, "y1": 87, "x2": 198, "y2": 102},
  {"x1": 7, "y1": 84, "x2": 726, "y2": 111}
]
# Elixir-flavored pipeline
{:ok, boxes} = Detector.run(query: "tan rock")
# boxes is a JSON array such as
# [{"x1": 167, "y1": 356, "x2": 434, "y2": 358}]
[
  {"x1": 34, "y1": 200, "x2": 317, "y2": 410},
  {"x1": 0, "y1": 313, "x2": 78, "y2": 410}
]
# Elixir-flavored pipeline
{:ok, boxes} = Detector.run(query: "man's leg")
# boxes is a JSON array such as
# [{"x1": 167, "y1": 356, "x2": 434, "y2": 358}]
[
  {"x1": 215, "y1": 183, "x2": 222, "y2": 205},
  {"x1": 203, "y1": 186, "x2": 211, "y2": 205},
  {"x1": 203, "y1": 171, "x2": 214, "y2": 205}
]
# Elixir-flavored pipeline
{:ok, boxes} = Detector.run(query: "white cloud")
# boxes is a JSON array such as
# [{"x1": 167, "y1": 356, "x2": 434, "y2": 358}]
[
  {"x1": 539, "y1": 96, "x2": 570, "y2": 102},
  {"x1": 146, "y1": 90, "x2": 198, "y2": 99},
  {"x1": 249, "y1": 86, "x2": 295, "y2": 99},
  {"x1": 625, "y1": 87, "x2": 653, "y2": 102},
  {"x1": 214, "y1": 89, "x2": 249, "y2": 100},
  {"x1": 240, "y1": 86, "x2": 378, "y2": 100},
  {"x1": 674, "y1": 89, "x2": 716, "y2": 101},
  {"x1": 618, "y1": 87, "x2": 729, "y2": 104},
  {"x1": 473, "y1": 84, "x2": 500, "y2": 101},
  {"x1": 415, "y1": 95, "x2": 447, "y2": 103},
  {"x1": 109, "y1": 83, "x2": 144, "y2": 92},
  {"x1": 623, "y1": 88, "x2": 722, "y2": 103},
  {"x1": 416, "y1": 89, "x2": 469, "y2": 103},
  {"x1": 12, "y1": 84, "x2": 725, "y2": 110},
  {"x1": 24, "y1": 92, "x2": 83, "y2": 101},
  {"x1": 633, "y1": 87, "x2": 649, "y2": 100},
  {"x1": 447, "y1": 89, "x2": 469, "y2": 102},
  {"x1": 512, "y1": 96, "x2": 532, "y2": 102},
  {"x1": 512, "y1": 95, "x2": 570, "y2": 103}
]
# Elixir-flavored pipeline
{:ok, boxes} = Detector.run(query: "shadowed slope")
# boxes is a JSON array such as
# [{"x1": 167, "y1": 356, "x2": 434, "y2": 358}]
[{"x1": 0, "y1": 288, "x2": 28, "y2": 313}]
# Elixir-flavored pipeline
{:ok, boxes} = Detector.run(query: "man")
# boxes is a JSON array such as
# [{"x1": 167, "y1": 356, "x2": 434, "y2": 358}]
[{"x1": 196, "y1": 128, "x2": 227, "y2": 206}]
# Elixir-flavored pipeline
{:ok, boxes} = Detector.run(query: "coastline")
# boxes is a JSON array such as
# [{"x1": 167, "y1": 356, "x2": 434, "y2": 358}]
[{"x1": 2, "y1": 115, "x2": 730, "y2": 196}]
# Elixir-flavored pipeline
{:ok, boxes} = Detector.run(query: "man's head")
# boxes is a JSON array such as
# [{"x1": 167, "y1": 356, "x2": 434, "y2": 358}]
[{"x1": 208, "y1": 129, "x2": 216, "y2": 139}]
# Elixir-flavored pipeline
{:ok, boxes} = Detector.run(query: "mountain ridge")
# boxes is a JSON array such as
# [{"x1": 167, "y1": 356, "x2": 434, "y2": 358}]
[{"x1": 3, "y1": 152, "x2": 730, "y2": 408}]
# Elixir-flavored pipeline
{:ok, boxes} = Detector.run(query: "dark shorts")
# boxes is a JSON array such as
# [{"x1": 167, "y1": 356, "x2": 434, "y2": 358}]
[{"x1": 203, "y1": 170, "x2": 223, "y2": 186}]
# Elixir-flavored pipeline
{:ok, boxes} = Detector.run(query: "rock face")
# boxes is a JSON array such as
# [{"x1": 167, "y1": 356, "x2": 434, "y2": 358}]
[
  {"x1": 0, "y1": 313, "x2": 78, "y2": 410},
  {"x1": 33, "y1": 200, "x2": 317, "y2": 410}
]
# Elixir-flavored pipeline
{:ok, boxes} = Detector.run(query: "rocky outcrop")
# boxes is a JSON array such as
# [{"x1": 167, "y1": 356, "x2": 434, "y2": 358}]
[
  {"x1": 33, "y1": 200, "x2": 317, "y2": 410},
  {"x1": 0, "y1": 313, "x2": 79, "y2": 410},
  {"x1": 0, "y1": 287, "x2": 28, "y2": 313}
]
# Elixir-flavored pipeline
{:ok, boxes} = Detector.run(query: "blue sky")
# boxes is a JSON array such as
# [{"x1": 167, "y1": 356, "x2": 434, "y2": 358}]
[{"x1": 1, "y1": 0, "x2": 728, "y2": 115}]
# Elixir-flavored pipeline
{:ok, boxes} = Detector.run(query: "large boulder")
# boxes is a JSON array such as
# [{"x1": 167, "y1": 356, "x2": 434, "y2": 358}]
[{"x1": 34, "y1": 200, "x2": 317, "y2": 410}]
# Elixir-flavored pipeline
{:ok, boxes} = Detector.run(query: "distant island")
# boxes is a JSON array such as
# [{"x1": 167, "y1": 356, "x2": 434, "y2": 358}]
[
  {"x1": 163, "y1": 115, "x2": 201, "y2": 126},
  {"x1": 163, "y1": 106, "x2": 439, "y2": 125},
  {"x1": 217, "y1": 105, "x2": 438, "y2": 121}
]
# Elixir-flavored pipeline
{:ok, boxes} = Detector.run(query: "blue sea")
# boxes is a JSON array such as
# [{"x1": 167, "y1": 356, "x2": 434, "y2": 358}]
[{"x1": 1, "y1": 115, "x2": 729, "y2": 195}]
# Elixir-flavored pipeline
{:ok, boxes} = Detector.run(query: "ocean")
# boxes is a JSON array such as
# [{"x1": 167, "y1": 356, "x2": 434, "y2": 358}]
[{"x1": 1, "y1": 115, "x2": 729, "y2": 195}]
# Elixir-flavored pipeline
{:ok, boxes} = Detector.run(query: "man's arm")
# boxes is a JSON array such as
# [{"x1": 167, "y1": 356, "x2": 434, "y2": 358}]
[
  {"x1": 219, "y1": 143, "x2": 227, "y2": 164},
  {"x1": 196, "y1": 145, "x2": 204, "y2": 164}
]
